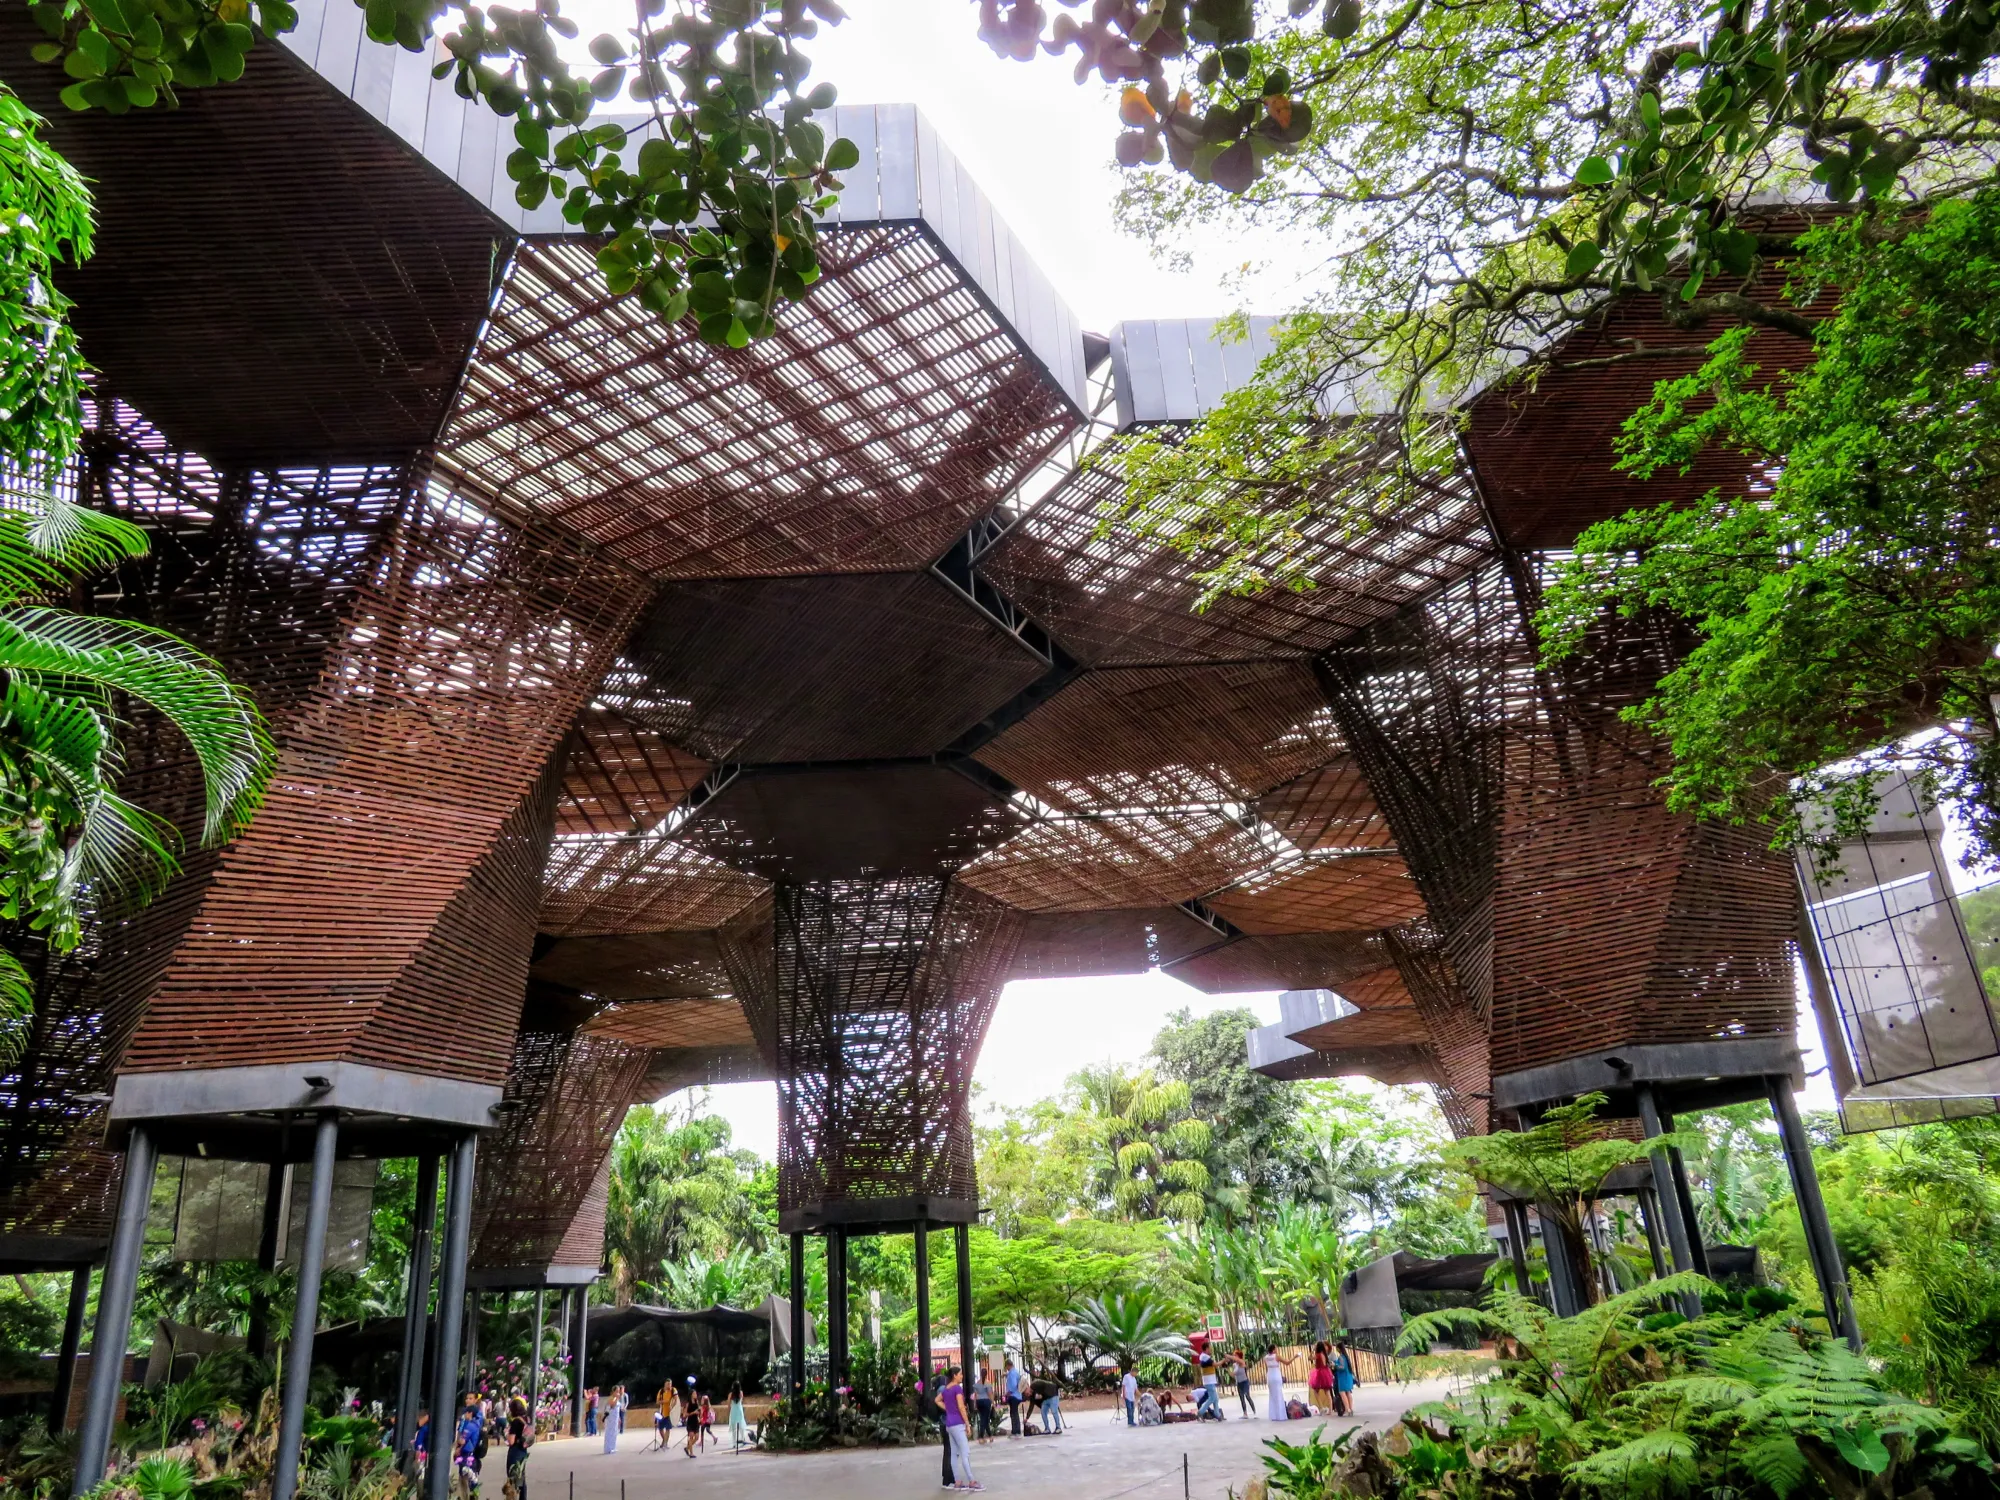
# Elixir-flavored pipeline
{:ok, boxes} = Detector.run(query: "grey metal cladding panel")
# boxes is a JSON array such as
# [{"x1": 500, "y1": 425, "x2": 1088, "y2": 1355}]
[
  {"x1": 878, "y1": 104, "x2": 920, "y2": 218},
  {"x1": 288, "y1": 0, "x2": 330, "y2": 67},
  {"x1": 419, "y1": 67, "x2": 468, "y2": 179},
  {"x1": 1112, "y1": 315, "x2": 1295, "y2": 421},
  {"x1": 385, "y1": 43, "x2": 434, "y2": 146},
  {"x1": 1154, "y1": 319, "x2": 1200, "y2": 417},
  {"x1": 1110, "y1": 324, "x2": 1138, "y2": 429},
  {"x1": 831, "y1": 104, "x2": 882, "y2": 223},
  {"x1": 350, "y1": 24, "x2": 397, "y2": 121},
  {"x1": 263, "y1": 37, "x2": 1088, "y2": 405}
]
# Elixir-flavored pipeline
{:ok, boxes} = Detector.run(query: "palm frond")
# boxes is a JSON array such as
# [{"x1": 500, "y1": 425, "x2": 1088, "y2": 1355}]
[
  {"x1": 0, "y1": 946, "x2": 32, "y2": 1066},
  {"x1": 22, "y1": 490, "x2": 150, "y2": 575},
  {"x1": 0, "y1": 607, "x2": 272, "y2": 844}
]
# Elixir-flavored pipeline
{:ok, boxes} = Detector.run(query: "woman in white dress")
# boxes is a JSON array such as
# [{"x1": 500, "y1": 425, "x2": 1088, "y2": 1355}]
[
  {"x1": 1264, "y1": 1351, "x2": 1288, "y2": 1421},
  {"x1": 600, "y1": 1387, "x2": 618, "y2": 1453}
]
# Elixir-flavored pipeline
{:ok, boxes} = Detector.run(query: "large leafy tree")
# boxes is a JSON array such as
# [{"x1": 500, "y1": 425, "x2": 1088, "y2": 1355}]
[
  {"x1": 603, "y1": 1096, "x2": 765, "y2": 1303},
  {"x1": 1151, "y1": 1005, "x2": 1298, "y2": 1220},
  {"x1": 1541, "y1": 191, "x2": 2000, "y2": 859},
  {"x1": 1074, "y1": 1063, "x2": 1214, "y2": 1223}
]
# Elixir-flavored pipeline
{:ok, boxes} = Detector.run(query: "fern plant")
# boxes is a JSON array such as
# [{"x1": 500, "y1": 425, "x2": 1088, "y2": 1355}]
[{"x1": 1372, "y1": 1279, "x2": 1999, "y2": 1499}]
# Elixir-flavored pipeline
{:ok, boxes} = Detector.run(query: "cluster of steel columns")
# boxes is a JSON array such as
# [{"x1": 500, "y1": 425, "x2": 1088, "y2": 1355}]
[
  {"x1": 1496, "y1": 1080, "x2": 1859, "y2": 1348},
  {"x1": 788, "y1": 1222, "x2": 976, "y2": 1413},
  {"x1": 63, "y1": 1120, "x2": 522, "y2": 1500}
]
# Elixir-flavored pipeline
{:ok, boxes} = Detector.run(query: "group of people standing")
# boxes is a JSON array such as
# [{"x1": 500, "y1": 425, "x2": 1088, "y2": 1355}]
[
  {"x1": 575, "y1": 1380, "x2": 747, "y2": 1456},
  {"x1": 405, "y1": 1391, "x2": 536, "y2": 1500},
  {"x1": 1303, "y1": 1341, "x2": 1360, "y2": 1418},
  {"x1": 932, "y1": 1355, "x2": 1063, "y2": 1492}
]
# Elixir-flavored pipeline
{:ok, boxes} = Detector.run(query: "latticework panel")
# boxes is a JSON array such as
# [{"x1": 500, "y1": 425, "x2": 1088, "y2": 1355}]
[
  {"x1": 434, "y1": 230, "x2": 1078, "y2": 579},
  {"x1": 1486, "y1": 608, "x2": 1798, "y2": 1077},
  {"x1": 1255, "y1": 758, "x2": 1394, "y2": 852},
  {"x1": 117, "y1": 467, "x2": 649, "y2": 1083},
  {"x1": 542, "y1": 836, "x2": 768, "y2": 938},
  {"x1": 983, "y1": 419, "x2": 1488, "y2": 667},
  {"x1": 959, "y1": 810, "x2": 1273, "y2": 910},
  {"x1": 1168, "y1": 931, "x2": 1388, "y2": 993},
  {"x1": 2, "y1": 400, "x2": 420, "y2": 1236},
  {"x1": 470, "y1": 1029, "x2": 655, "y2": 1274},
  {"x1": 724, "y1": 879, "x2": 1023, "y2": 1216},
  {"x1": 1207, "y1": 854, "x2": 1426, "y2": 934},
  {"x1": 530, "y1": 930, "x2": 737, "y2": 1003},
  {"x1": 581, "y1": 998, "x2": 755, "y2": 1050},
  {"x1": 1005, "y1": 907, "x2": 1222, "y2": 980},
  {"x1": 1382, "y1": 926, "x2": 1492, "y2": 1137},
  {"x1": 556, "y1": 709, "x2": 709, "y2": 837},
  {"x1": 976, "y1": 662, "x2": 1342, "y2": 809},
  {"x1": 1316, "y1": 561, "x2": 1528, "y2": 1027}
]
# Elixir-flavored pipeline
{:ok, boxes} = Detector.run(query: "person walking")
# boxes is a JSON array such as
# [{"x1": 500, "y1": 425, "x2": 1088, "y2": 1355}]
[
  {"x1": 1232, "y1": 1350, "x2": 1255, "y2": 1418},
  {"x1": 973, "y1": 1363, "x2": 995, "y2": 1443},
  {"x1": 1264, "y1": 1349, "x2": 1287, "y2": 1422},
  {"x1": 682, "y1": 1379, "x2": 700, "y2": 1457},
  {"x1": 651, "y1": 1382, "x2": 672, "y2": 1450},
  {"x1": 1121, "y1": 1367, "x2": 1138, "y2": 1427},
  {"x1": 504, "y1": 1397, "x2": 530, "y2": 1500},
  {"x1": 1003, "y1": 1357, "x2": 1023, "y2": 1437},
  {"x1": 727, "y1": 1384, "x2": 748, "y2": 1452},
  {"x1": 940, "y1": 1365, "x2": 981, "y2": 1492},
  {"x1": 1332, "y1": 1342, "x2": 1357, "y2": 1418}
]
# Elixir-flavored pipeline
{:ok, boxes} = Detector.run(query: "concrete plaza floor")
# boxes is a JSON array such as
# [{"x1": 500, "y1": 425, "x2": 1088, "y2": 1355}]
[{"x1": 522, "y1": 1378, "x2": 1460, "y2": 1500}]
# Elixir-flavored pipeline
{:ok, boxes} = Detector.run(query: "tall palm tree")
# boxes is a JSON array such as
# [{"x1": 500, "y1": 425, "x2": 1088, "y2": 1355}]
[
  {"x1": 1067, "y1": 1292, "x2": 1192, "y2": 1375},
  {"x1": 1073, "y1": 1065, "x2": 1212, "y2": 1223},
  {"x1": 0, "y1": 490, "x2": 273, "y2": 1060}
]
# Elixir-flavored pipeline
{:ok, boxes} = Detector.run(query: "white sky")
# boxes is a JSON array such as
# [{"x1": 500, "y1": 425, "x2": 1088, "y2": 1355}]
[
  {"x1": 560, "y1": 0, "x2": 1297, "y2": 331},
  {"x1": 706, "y1": 975, "x2": 1284, "y2": 1161}
]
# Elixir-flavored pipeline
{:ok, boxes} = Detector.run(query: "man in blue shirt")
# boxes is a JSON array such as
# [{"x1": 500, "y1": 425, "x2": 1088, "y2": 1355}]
[{"x1": 1003, "y1": 1358, "x2": 1023, "y2": 1437}]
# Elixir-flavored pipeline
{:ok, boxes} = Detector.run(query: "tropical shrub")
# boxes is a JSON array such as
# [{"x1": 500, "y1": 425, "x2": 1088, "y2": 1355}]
[{"x1": 1243, "y1": 1273, "x2": 1997, "y2": 1497}]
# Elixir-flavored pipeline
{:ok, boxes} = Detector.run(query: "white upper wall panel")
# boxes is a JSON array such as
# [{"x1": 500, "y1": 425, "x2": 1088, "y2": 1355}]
[{"x1": 279, "y1": 7, "x2": 1088, "y2": 411}]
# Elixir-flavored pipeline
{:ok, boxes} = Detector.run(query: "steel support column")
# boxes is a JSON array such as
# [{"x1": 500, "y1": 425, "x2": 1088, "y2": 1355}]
[
  {"x1": 528, "y1": 1288, "x2": 545, "y2": 1428},
  {"x1": 1500, "y1": 1200, "x2": 1534, "y2": 1298},
  {"x1": 826, "y1": 1228, "x2": 849, "y2": 1389},
  {"x1": 1767, "y1": 1076, "x2": 1863, "y2": 1350},
  {"x1": 1658, "y1": 1107, "x2": 1711, "y2": 1277},
  {"x1": 787, "y1": 1232, "x2": 806, "y2": 1395},
  {"x1": 72, "y1": 1124, "x2": 158, "y2": 1496},
  {"x1": 246, "y1": 1158, "x2": 288, "y2": 1360},
  {"x1": 570, "y1": 1287, "x2": 589, "y2": 1439},
  {"x1": 1538, "y1": 1204, "x2": 1584, "y2": 1317},
  {"x1": 953, "y1": 1223, "x2": 974, "y2": 1388},
  {"x1": 913, "y1": 1221, "x2": 932, "y2": 1416},
  {"x1": 1635, "y1": 1084, "x2": 1703, "y2": 1318},
  {"x1": 49, "y1": 1262, "x2": 91, "y2": 1432},
  {"x1": 395, "y1": 1154, "x2": 439, "y2": 1461},
  {"x1": 1636, "y1": 1186, "x2": 1669, "y2": 1280},
  {"x1": 427, "y1": 1132, "x2": 477, "y2": 1500},
  {"x1": 273, "y1": 1112, "x2": 340, "y2": 1500}
]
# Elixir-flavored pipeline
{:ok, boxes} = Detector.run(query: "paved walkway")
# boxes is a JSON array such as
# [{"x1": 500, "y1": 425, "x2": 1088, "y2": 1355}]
[{"x1": 522, "y1": 1379, "x2": 1461, "y2": 1500}]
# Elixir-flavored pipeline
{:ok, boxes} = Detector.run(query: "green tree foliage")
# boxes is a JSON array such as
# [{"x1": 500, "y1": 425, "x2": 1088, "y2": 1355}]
[
  {"x1": 604, "y1": 1095, "x2": 766, "y2": 1303},
  {"x1": 1074, "y1": 1063, "x2": 1214, "y2": 1222},
  {"x1": 0, "y1": 87, "x2": 89, "y2": 475},
  {"x1": 1152, "y1": 1005, "x2": 1299, "y2": 1217},
  {"x1": 1542, "y1": 192, "x2": 2000, "y2": 857},
  {"x1": 974, "y1": 1093, "x2": 1100, "y2": 1233}
]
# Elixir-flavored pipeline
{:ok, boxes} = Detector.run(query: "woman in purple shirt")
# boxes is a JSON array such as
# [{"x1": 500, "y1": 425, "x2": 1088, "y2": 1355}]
[{"x1": 940, "y1": 1365, "x2": 981, "y2": 1492}]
